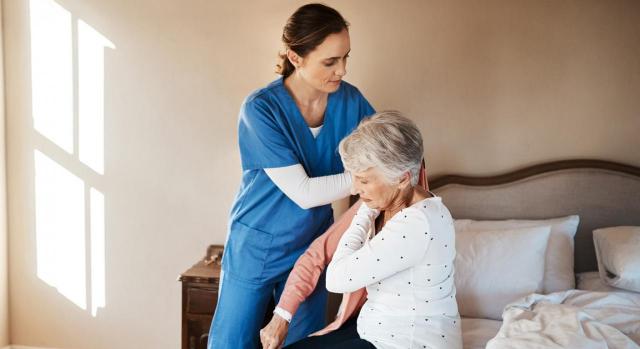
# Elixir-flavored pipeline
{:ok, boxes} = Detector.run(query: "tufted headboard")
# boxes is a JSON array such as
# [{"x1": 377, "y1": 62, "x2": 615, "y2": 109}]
[{"x1": 429, "y1": 159, "x2": 640, "y2": 273}]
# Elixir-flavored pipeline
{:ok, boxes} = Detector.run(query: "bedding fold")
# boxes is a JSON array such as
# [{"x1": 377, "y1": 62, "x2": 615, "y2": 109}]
[{"x1": 486, "y1": 290, "x2": 640, "y2": 349}]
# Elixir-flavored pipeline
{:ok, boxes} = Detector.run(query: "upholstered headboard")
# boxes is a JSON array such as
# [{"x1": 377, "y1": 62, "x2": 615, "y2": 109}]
[{"x1": 430, "y1": 159, "x2": 640, "y2": 273}]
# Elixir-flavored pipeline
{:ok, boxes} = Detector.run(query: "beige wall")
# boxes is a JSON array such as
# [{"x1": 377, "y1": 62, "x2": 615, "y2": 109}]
[
  {"x1": 0, "y1": 0, "x2": 10, "y2": 347},
  {"x1": 0, "y1": 0, "x2": 8, "y2": 346},
  {"x1": 3, "y1": 0, "x2": 640, "y2": 348}
]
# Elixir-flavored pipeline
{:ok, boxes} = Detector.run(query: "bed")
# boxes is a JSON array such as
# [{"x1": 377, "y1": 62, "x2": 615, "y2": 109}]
[{"x1": 428, "y1": 159, "x2": 640, "y2": 348}]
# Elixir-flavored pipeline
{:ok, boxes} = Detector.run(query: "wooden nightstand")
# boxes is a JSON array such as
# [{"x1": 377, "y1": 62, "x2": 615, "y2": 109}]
[
  {"x1": 181, "y1": 245, "x2": 334, "y2": 348},
  {"x1": 178, "y1": 245, "x2": 223, "y2": 349}
]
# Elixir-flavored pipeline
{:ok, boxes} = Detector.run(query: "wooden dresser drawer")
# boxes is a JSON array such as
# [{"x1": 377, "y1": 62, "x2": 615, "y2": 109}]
[
  {"x1": 187, "y1": 288, "x2": 218, "y2": 315},
  {"x1": 179, "y1": 245, "x2": 223, "y2": 349}
]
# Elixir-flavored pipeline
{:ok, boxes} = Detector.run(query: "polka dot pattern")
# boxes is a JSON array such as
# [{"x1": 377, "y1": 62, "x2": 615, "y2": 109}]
[{"x1": 326, "y1": 195, "x2": 461, "y2": 349}]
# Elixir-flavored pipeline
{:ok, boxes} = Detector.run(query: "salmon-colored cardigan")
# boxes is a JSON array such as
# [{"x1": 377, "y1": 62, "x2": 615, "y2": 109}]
[{"x1": 276, "y1": 165, "x2": 428, "y2": 336}]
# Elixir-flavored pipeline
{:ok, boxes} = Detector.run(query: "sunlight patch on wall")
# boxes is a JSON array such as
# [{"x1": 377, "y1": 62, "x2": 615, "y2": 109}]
[
  {"x1": 29, "y1": 0, "x2": 73, "y2": 153},
  {"x1": 34, "y1": 150, "x2": 87, "y2": 310},
  {"x1": 30, "y1": 0, "x2": 115, "y2": 317},
  {"x1": 79, "y1": 20, "x2": 115, "y2": 175},
  {"x1": 90, "y1": 188, "x2": 105, "y2": 316}
]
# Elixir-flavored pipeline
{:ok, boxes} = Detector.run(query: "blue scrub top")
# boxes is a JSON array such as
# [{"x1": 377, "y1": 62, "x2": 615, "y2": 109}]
[{"x1": 223, "y1": 77, "x2": 375, "y2": 284}]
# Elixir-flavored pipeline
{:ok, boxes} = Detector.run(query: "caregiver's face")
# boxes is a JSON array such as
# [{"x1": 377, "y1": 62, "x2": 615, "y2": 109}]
[
  {"x1": 351, "y1": 167, "x2": 400, "y2": 210},
  {"x1": 297, "y1": 29, "x2": 350, "y2": 93}
]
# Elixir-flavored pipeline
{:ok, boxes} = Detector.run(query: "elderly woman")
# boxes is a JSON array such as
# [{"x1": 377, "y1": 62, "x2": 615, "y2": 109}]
[{"x1": 262, "y1": 111, "x2": 462, "y2": 349}]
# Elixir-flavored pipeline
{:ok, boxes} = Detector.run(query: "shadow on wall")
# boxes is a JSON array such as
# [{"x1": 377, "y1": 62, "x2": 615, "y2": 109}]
[{"x1": 29, "y1": 0, "x2": 114, "y2": 317}]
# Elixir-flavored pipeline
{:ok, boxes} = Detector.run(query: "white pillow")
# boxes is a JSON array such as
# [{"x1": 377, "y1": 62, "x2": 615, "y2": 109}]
[
  {"x1": 454, "y1": 215, "x2": 579, "y2": 293},
  {"x1": 454, "y1": 225, "x2": 551, "y2": 320},
  {"x1": 593, "y1": 226, "x2": 640, "y2": 292},
  {"x1": 576, "y1": 271, "x2": 636, "y2": 294}
]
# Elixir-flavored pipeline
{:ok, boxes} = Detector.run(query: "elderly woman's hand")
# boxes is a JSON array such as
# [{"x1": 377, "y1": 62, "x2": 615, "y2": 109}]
[{"x1": 260, "y1": 314, "x2": 289, "y2": 349}]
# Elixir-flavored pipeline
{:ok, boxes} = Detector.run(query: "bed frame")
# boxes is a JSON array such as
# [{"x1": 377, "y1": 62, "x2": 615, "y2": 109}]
[
  {"x1": 429, "y1": 159, "x2": 640, "y2": 273},
  {"x1": 325, "y1": 159, "x2": 640, "y2": 321}
]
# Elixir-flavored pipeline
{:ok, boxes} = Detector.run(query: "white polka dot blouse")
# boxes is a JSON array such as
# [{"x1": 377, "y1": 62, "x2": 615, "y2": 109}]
[{"x1": 327, "y1": 195, "x2": 462, "y2": 349}]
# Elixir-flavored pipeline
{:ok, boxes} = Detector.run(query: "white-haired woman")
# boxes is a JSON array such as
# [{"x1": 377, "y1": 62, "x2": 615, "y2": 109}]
[{"x1": 283, "y1": 111, "x2": 462, "y2": 349}]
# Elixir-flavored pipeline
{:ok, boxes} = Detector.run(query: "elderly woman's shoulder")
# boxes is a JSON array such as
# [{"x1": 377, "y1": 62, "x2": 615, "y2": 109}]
[
  {"x1": 392, "y1": 198, "x2": 448, "y2": 224},
  {"x1": 386, "y1": 200, "x2": 454, "y2": 237},
  {"x1": 387, "y1": 205, "x2": 430, "y2": 229}
]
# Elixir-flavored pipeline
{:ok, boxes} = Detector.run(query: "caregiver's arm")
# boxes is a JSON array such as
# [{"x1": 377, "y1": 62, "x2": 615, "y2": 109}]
[
  {"x1": 260, "y1": 201, "x2": 363, "y2": 349},
  {"x1": 265, "y1": 164, "x2": 352, "y2": 209}
]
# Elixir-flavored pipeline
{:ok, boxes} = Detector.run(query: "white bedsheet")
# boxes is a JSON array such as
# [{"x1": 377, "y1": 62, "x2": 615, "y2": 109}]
[
  {"x1": 461, "y1": 318, "x2": 502, "y2": 349},
  {"x1": 486, "y1": 290, "x2": 640, "y2": 349}
]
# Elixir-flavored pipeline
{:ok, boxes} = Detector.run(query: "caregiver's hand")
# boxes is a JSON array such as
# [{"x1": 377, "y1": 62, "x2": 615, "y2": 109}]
[{"x1": 260, "y1": 314, "x2": 289, "y2": 349}]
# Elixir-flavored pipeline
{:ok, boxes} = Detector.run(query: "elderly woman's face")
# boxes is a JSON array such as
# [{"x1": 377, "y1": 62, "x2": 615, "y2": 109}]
[{"x1": 351, "y1": 167, "x2": 400, "y2": 210}]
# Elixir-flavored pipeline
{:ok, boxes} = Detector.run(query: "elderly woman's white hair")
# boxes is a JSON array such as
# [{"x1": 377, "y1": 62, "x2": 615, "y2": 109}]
[{"x1": 339, "y1": 110, "x2": 423, "y2": 186}]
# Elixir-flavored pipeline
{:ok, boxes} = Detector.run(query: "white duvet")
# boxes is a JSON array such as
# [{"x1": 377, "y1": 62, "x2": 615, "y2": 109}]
[{"x1": 486, "y1": 290, "x2": 640, "y2": 349}]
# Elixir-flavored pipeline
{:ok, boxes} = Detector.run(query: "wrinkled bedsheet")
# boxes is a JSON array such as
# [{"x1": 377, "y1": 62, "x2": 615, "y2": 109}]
[{"x1": 486, "y1": 290, "x2": 640, "y2": 349}]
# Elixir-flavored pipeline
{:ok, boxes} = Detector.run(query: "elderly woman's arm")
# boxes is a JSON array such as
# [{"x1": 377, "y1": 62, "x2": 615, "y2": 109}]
[
  {"x1": 260, "y1": 200, "x2": 363, "y2": 349},
  {"x1": 274, "y1": 200, "x2": 363, "y2": 317},
  {"x1": 327, "y1": 206, "x2": 432, "y2": 293}
]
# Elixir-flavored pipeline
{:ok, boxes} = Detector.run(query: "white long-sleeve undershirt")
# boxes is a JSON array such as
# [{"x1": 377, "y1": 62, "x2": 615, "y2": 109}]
[{"x1": 264, "y1": 164, "x2": 352, "y2": 210}]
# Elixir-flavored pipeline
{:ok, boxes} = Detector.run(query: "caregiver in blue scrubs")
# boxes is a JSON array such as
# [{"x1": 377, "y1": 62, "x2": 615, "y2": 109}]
[{"x1": 207, "y1": 4, "x2": 375, "y2": 349}]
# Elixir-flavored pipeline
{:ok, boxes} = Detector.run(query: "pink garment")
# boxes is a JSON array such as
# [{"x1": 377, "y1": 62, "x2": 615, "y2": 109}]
[{"x1": 276, "y1": 165, "x2": 429, "y2": 336}]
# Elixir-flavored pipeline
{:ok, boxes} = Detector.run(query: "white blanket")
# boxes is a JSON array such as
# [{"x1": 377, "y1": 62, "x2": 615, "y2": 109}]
[{"x1": 486, "y1": 290, "x2": 640, "y2": 349}]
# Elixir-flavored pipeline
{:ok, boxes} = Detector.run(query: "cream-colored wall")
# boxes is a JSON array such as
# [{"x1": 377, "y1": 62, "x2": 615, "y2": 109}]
[
  {"x1": 0, "y1": 0, "x2": 9, "y2": 346},
  {"x1": 4, "y1": 0, "x2": 640, "y2": 348}
]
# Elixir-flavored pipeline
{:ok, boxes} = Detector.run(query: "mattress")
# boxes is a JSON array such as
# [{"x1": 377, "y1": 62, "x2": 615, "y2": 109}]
[{"x1": 461, "y1": 317, "x2": 502, "y2": 349}]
